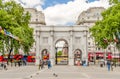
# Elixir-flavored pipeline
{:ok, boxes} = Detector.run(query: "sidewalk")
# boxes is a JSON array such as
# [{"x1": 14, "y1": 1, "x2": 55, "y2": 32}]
[
  {"x1": 0, "y1": 65, "x2": 120, "y2": 79},
  {"x1": 0, "y1": 62, "x2": 34, "y2": 71},
  {"x1": 0, "y1": 65, "x2": 40, "y2": 79},
  {"x1": 32, "y1": 65, "x2": 120, "y2": 79},
  {"x1": 88, "y1": 64, "x2": 120, "y2": 72}
]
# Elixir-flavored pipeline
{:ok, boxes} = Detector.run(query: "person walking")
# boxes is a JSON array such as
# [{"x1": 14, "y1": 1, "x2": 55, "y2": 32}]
[
  {"x1": 111, "y1": 61, "x2": 113, "y2": 71},
  {"x1": 47, "y1": 59, "x2": 51, "y2": 69},
  {"x1": 38, "y1": 60, "x2": 42, "y2": 70},
  {"x1": 107, "y1": 60, "x2": 111, "y2": 71},
  {"x1": 22, "y1": 56, "x2": 27, "y2": 66},
  {"x1": 41, "y1": 60, "x2": 44, "y2": 69},
  {"x1": 77, "y1": 60, "x2": 80, "y2": 66}
]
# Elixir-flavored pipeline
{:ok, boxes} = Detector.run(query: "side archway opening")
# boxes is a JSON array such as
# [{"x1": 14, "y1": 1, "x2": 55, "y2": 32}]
[
  {"x1": 41, "y1": 49, "x2": 49, "y2": 64},
  {"x1": 74, "y1": 49, "x2": 82, "y2": 66},
  {"x1": 55, "y1": 39, "x2": 69, "y2": 65}
]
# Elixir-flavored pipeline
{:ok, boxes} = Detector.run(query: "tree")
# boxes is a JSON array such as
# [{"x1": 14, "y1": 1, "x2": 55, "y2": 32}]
[
  {"x1": 57, "y1": 51, "x2": 62, "y2": 56},
  {"x1": 109, "y1": 0, "x2": 120, "y2": 4},
  {"x1": 90, "y1": 0, "x2": 120, "y2": 50},
  {"x1": 0, "y1": 0, "x2": 34, "y2": 56}
]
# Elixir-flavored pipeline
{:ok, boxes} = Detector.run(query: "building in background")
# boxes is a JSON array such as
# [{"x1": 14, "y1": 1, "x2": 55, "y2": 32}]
[
  {"x1": 76, "y1": 7, "x2": 119, "y2": 62},
  {"x1": 24, "y1": 8, "x2": 46, "y2": 54}
]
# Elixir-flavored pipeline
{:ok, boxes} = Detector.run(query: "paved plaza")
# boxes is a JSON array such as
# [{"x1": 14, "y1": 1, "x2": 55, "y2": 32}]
[{"x1": 0, "y1": 65, "x2": 120, "y2": 79}]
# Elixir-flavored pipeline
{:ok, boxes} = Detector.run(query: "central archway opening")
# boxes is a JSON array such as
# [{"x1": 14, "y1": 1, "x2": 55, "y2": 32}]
[{"x1": 55, "y1": 40, "x2": 68, "y2": 65}]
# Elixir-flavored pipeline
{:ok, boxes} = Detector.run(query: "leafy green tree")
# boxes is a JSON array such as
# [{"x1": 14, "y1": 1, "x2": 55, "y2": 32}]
[
  {"x1": 109, "y1": 0, "x2": 120, "y2": 4},
  {"x1": 57, "y1": 51, "x2": 62, "y2": 56},
  {"x1": 0, "y1": 0, "x2": 34, "y2": 56},
  {"x1": 90, "y1": 0, "x2": 120, "y2": 50}
]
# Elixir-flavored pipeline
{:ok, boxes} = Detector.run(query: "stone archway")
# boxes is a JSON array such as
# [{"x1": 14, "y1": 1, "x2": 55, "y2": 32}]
[
  {"x1": 55, "y1": 39, "x2": 69, "y2": 65},
  {"x1": 35, "y1": 26, "x2": 88, "y2": 66},
  {"x1": 74, "y1": 49, "x2": 82, "y2": 66}
]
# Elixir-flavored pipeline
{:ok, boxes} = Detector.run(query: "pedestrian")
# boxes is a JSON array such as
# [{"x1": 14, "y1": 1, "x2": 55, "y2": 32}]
[
  {"x1": 22, "y1": 57, "x2": 27, "y2": 66},
  {"x1": 77, "y1": 60, "x2": 81, "y2": 66},
  {"x1": 14, "y1": 59, "x2": 17, "y2": 67},
  {"x1": 10, "y1": 58, "x2": 13, "y2": 67},
  {"x1": 3, "y1": 64, "x2": 7, "y2": 70},
  {"x1": 111, "y1": 61, "x2": 113, "y2": 71},
  {"x1": 100, "y1": 59, "x2": 104, "y2": 67},
  {"x1": 47, "y1": 59, "x2": 51, "y2": 69},
  {"x1": 41, "y1": 60, "x2": 44, "y2": 69},
  {"x1": 1, "y1": 63, "x2": 7, "y2": 70},
  {"x1": 18, "y1": 60, "x2": 21, "y2": 67},
  {"x1": 38, "y1": 60, "x2": 42, "y2": 70},
  {"x1": 107, "y1": 60, "x2": 111, "y2": 71}
]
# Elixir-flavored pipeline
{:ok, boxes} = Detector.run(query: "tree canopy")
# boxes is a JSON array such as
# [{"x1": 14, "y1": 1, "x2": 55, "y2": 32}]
[
  {"x1": 90, "y1": 0, "x2": 120, "y2": 49},
  {"x1": 0, "y1": 0, "x2": 34, "y2": 55}
]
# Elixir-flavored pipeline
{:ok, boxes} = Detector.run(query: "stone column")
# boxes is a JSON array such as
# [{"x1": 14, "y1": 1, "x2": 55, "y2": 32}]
[
  {"x1": 83, "y1": 29, "x2": 88, "y2": 66},
  {"x1": 35, "y1": 30, "x2": 40, "y2": 65},
  {"x1": 69, "y1": 30, "x2": 74, "y2": 65},
  {"x1": 50, "y1": 30, "x2": 54, "y2": 65}
]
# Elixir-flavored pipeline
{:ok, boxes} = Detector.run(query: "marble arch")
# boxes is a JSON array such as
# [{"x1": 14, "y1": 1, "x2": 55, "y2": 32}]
[
  {"x1": 35, "y1": 25, "x2": 88, "y2": 66},
  {"x1": 54, "y1": 38, "x2": 68, "y2": 46}
]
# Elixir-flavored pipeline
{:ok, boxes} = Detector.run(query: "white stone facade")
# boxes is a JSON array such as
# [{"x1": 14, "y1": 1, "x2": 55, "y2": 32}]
[
  {"x1": 76, "y1": 7, "x2": 105, "y2": 27},
  {"x1": 35, "y1": 25, "x2": 88, "y2": 65},
  {"x1": 76, "y1": 7, "x2": 106, "y2": 53},
  {"x1": 24, "y1": 8, "x2": 46, "y2": 27},
  {"x1": 24, "y1": 8, "x2": 88, "y2": 65}
]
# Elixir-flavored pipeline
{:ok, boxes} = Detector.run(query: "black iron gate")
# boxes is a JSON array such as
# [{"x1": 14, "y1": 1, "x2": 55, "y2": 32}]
[{"x1": 55, "y1": 47, "x2": 68, "y2": 65}]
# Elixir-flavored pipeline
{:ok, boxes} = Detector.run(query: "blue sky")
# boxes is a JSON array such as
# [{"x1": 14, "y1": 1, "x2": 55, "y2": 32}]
[
  {"x1": 42, "y1": 0, "x2": 96, "y2": 9},
  {"x1": 42, "y1": 0, "x2": 74, "y2": 9}
]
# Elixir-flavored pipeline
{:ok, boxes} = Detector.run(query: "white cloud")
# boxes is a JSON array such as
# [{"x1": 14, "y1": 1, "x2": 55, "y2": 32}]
[
  {"x1": 56, "y1": 41, "x2": 65, "y2": 47},
  {"x1": 44, "y1": 0, "x2": 110, "y2": 26},
  {"x1": 3, "y1": 0, "x2": 44, "y2": 11},
  {"x1": 4, "y1": 0, "x2": 110, "y2": 26}
]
